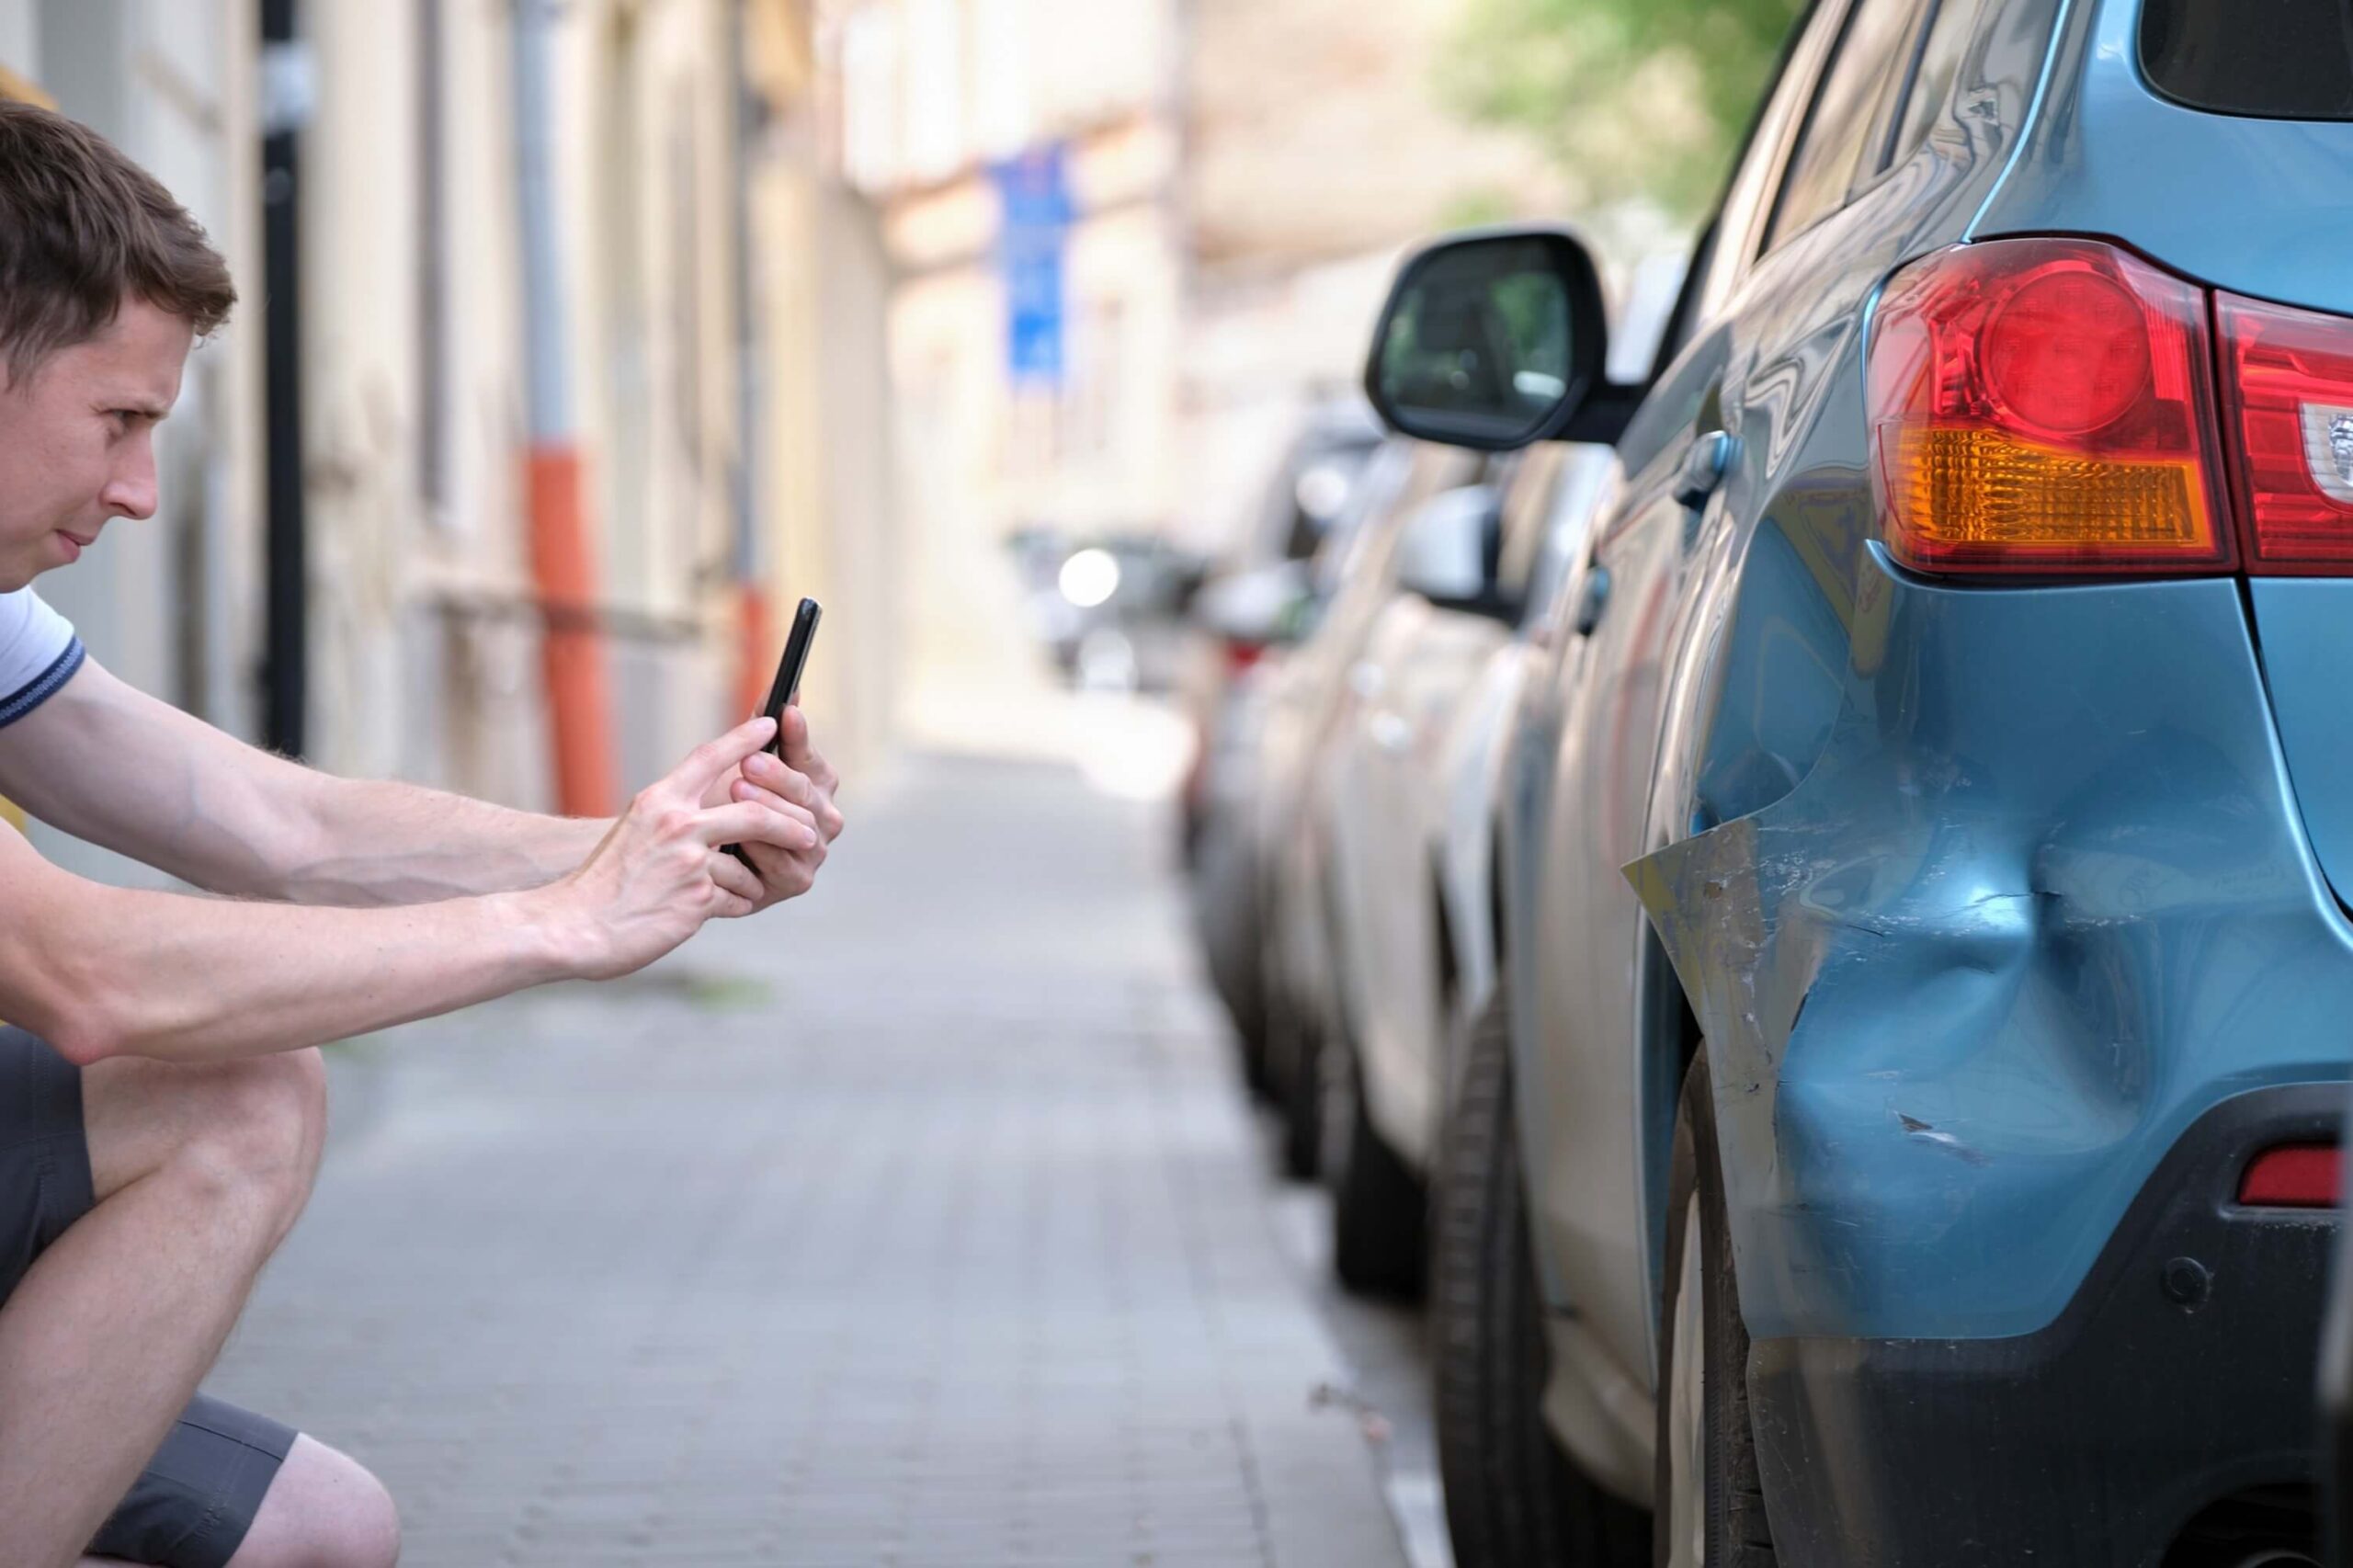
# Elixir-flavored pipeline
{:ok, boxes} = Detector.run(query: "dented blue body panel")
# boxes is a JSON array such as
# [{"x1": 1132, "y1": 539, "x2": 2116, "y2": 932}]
[
  {"x1": 1602, "y1": 0, "x2": 2353, "y2": 1353},
  {"x1": 1631, "y1": 557, "x2": 2353, "y2": 1339}
]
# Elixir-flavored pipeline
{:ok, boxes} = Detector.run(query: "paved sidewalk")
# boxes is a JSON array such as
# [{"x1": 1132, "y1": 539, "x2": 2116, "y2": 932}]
[{"x1": 205, "y1": 750, "x2": 1410, "y2": 1568}]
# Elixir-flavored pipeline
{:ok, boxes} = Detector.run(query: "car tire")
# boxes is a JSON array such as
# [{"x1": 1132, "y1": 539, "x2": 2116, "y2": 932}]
[
  {"x1": 1270, "y1": 981, "x2": 1325, "y2": 1181},
  {"x1": 1330, "y1": 1051, "x2": 1427, "y2": 1299},
  {"x1": 1434, "y1": 979, "x2": 1649, "y2": 1568},
  {"x1": 1191, "y1": 823, "x2": 1274, "y2": 1099},
  {"x1": 1654, "y1": 1051, "x2": 1775, "y2": 1568}
]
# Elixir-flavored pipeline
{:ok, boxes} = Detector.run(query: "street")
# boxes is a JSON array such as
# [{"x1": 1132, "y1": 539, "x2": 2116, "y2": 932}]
[{"x1": 202, "y1": 744, "x2": 1424, "y2": 1568}]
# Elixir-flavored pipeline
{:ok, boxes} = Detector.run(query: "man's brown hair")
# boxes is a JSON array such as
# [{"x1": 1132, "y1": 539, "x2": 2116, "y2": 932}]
[{"x1": 0, "y1": 97, "x2": 236, "y2": 384}]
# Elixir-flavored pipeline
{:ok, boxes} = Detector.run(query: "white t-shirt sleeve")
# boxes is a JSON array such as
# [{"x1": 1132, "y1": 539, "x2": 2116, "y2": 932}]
[{"x1": 0, "y1": 588, "x2": 84, "y2": 729}]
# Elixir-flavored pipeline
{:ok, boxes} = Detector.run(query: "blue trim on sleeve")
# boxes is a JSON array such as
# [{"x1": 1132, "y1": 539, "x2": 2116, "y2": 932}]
[{"x1": 0, "y1": 637, "x2": 85, "y2": 729}]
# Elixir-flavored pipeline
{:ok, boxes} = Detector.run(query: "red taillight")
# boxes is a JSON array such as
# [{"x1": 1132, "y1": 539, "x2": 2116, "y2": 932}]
[
  {"x1": 2217, "y1": 291, "x2": 2353, "y2": 573},
  {"x1": 2236, "y1": 1142, "x2": 2340, "y2": 1208},
  {"x1": 1869, "y1": 238, "x2": 2234, "y2": 576}
]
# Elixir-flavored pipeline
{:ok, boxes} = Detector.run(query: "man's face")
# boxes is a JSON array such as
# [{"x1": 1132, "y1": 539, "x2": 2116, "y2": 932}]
[{"x1": 0, "y1": 299, "x2": 191, "y2": 591}]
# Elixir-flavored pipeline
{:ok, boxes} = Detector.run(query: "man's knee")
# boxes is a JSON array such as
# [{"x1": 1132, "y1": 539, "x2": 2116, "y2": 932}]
[
  {"x1": 85, "y1": 1048, "x2": 329, "y2": 1241},
  {"x1": 225, "y1": 1434, "x2": 400, "y2": 1568},
  {"x1": 182, "y1": 1049, "x2": 327, "y2": 1240}
]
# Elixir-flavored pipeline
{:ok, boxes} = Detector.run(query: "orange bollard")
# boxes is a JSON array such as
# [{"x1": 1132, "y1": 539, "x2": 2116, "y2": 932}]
[
  {"x1": 525, "y1": 444, "x2": 617, "y2": 818},
  {"x1": 735, "y1": 580, "x2": 773, "y2": 725}
]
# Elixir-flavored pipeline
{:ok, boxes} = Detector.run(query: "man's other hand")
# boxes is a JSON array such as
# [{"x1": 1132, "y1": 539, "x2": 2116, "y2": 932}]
[
  {"x1": 553, "y1": 716, "x2": 813, "y2": 979},
  {"x1": 700, "y1": 705, "x2": 845, "y2": 910}
]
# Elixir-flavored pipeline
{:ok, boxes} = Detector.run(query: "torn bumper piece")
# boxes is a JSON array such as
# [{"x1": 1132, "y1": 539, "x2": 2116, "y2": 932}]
[{"x1": 1750, "y1": 1085, "x2": 2336, "y2": 1566}]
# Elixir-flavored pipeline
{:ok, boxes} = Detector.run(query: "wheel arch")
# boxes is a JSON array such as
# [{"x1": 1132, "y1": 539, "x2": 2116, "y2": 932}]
[{"x1": 1639, "y1": 922, "x2": 1705, "y2": 1372}]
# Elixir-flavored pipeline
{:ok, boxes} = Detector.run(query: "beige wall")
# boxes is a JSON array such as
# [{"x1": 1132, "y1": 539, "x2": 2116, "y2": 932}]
[
  {"x1": 0, "y1": 0, "x2": 898, "y2": 845},
  {"x1": 1185, "y1": 0, "x2": 1572, "y2": 280},
  {"x1": 825, "y1": 0, "x2": 1188, "y2": 724},
  {"x1": 1176, "y1": 0, "x2": 1685, "y2": 559},
  {"x1": 300, "y1": 0, "x2": 895, "y2": 802}
]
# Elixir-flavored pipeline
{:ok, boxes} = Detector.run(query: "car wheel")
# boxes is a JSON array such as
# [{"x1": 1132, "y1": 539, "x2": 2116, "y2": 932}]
[
  {"x1": 1191, "y1": 824, "x2": 1273, "y2": 1098},
  {"x1": 1654, "y1": 1051, "x2": 1774, "y2": 1568},
  {"x1": 1329, "y1": 1049, "x2": 1427, "y2": 1299},
  {"x1": 1270, "y1": 980, "x2": 1325, "y2": 1181},
  {"x1": 1434, "y1": 978, "x2": 1648, "y2": 1568}
]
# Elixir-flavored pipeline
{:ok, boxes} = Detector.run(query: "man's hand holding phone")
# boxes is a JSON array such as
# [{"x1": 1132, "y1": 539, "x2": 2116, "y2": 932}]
[
  {"x1": 702, "y1": 705, "x2": 844, "y2": 910},
  {"x1": 704, "y1": 597, "x2": 840, "y2": 907},
  {"x1": 547, "y1": 714, "x2": 825, "y2": 980}
]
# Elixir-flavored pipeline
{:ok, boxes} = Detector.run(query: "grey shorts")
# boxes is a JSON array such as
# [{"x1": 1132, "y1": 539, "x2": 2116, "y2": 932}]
[{"x1": 0, "y1": 1027, "x2": 296, "y2": 1568}]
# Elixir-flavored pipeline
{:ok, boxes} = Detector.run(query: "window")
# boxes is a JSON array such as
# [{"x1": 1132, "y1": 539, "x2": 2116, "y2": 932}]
[
  {"x1": 840, "y1": 6, "x2": 902, "y2": 192},
  {"x1": 1685, "y1": 0, "x2": 1851, "y2": 338},
  {"x1": 2143, "y1": 0, "x2": 2353, "y2": 119},
  {"x1": 1888, "y1": 0, "x2": 1976, "y2": 166},
  {"x1": 415, "y1": 0, "x2": 452, "y2": 526},
  {"x1": 1493, "y1": 446, "x2": 1563, "y2": 608},
  {"x1": 904, "y1": 0, "x2": 963, "y2": 180},
  {"x1": 972, "y1": 0, "x2": 1030, "y2": 158},
  {"x1": 1763, "y1": 0, "x2": 1931, "y2": 252}
]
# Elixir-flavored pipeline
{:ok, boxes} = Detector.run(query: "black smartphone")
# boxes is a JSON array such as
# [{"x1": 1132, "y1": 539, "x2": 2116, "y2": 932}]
[{"x1": 724, "y1": 597, "x2": 822, "y2": 869}]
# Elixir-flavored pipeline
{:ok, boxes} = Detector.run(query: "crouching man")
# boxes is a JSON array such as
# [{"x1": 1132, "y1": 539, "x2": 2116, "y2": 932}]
[{"x1": 0, "y1": 100, "x2": 845, "y2": 1568}]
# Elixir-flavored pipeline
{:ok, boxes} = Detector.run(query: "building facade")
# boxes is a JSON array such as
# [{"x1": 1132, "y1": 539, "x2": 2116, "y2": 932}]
[
  {"x1": 821, "y1": 0, "x2": 1186, "y2": 715},
  {"x1": 0, "y1": 0, "x2": 894, "y2": 885}
]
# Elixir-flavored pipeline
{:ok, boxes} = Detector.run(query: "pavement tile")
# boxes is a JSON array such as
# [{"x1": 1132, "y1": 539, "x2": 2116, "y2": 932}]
[{"x1": 202, "y1": 753, "x2": 1405, "y2": 1567}]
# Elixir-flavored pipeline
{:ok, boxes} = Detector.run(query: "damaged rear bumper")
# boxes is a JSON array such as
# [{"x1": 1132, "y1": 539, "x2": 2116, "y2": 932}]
[
  {"x1": 1629, "y1": 567, "x2": 2353, "y2": 1341},
  {"x1": 1750, "y1": 1084, "x2": 2336, "y2": 1566},
  {"x1": 1626, "y1": 558, "x2": 2353, "y2": 1562}
]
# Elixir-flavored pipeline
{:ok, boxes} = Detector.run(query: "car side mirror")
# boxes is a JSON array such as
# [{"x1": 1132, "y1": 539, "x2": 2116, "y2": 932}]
[
  {"x1": 1396, "y1": 484, "x2": 1517, "y2": 623},
  {"x1": 1363, "y1": 227, "x2": 1610, "y2": 451}
]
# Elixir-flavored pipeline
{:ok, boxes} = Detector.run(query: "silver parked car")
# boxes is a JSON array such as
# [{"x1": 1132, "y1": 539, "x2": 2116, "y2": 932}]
[
  {"x1": 1255, "y1": 440, "x2": 1496, "y2": 1177},
  {"x1": 1307, "y1": 256, "x2": 1680, "y2": 1295}
]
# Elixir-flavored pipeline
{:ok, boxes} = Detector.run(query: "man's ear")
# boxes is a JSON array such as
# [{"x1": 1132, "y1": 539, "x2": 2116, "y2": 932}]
[{"x1": 0, "y1": 347, "x2": 44, "y2": 402}]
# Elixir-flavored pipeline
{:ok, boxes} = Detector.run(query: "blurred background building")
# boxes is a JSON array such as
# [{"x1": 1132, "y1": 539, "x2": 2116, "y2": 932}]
[
  {"x1": 0, "y1": 0, "x2": 894, "y2": 885},
  {"x1": 0, "y1": 0, "x2": 1710, "y2": 873}
]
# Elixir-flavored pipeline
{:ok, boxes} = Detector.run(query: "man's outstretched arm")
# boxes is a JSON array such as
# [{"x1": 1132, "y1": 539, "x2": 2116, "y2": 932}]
[
  {"x1": 283, "y1": 772, "x2": 608, "y2": 904},
  {"x1": 0, "y1": 656, "x2": 835, "y2": 906},
  {"x1": 292, "y1": 705, "x2": 841, "y2": 906},
  {"x1": 0, "y1": 656, "x2": 606, "y2": 901},
  {"x1": 0, "y1": 715, "x2": 804, "y2": 1064}
]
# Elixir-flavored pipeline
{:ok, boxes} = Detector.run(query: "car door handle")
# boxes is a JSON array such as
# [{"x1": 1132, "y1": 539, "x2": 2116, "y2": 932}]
[
  {"x1": 1674, "y1": 430, "x2": 1737, "y2": 510},
  {"x1": 1574, "y1": 567, "x2": 1610, "y2": 638}
]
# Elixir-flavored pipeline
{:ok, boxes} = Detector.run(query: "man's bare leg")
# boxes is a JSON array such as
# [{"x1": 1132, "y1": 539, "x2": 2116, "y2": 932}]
[
  {"x1": 0, "y1": 1047, "x2": 326, "y2": 1568},
  {"x1": 70, "y1": 1432, "x2": 400, "y2": 1568}
]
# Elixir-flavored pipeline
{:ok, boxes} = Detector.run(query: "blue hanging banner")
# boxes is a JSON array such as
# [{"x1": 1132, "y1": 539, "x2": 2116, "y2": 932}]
[{"x1": 992, "y1": 142, "x2": 1072, "y2": 388}]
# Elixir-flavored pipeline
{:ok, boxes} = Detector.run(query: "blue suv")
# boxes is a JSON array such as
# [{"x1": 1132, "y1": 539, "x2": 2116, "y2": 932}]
[{"x1": 1366, "y1": 0, "x2": 2351, "y2": 1562}]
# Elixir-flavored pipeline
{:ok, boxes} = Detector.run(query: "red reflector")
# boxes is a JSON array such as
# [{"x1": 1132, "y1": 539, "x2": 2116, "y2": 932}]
[
  {"x1": 2217, "y1": 291, "x2": 2353, "y2": 572},
  {"x1": 1868, "y1": 238, "x2": 2233, "y2": 576},
  {"x1": 2236, "y1": 1143, "x2": 2340, "y2": 1208},
  {"x1": 1223, "y1": 637, "x2": 1267, "y2": 676}
]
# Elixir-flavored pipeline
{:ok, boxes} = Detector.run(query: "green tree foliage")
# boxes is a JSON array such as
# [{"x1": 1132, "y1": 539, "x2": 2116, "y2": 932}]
[{"x1": 1441, "y1": 0, "x2": 1805, "y2": 217}]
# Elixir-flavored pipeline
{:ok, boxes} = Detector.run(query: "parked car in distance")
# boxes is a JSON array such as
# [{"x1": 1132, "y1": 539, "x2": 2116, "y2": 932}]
[
  {"x1": 1256, "y1": 440, "x2": 1498, "y2": 1177},
  {"x1": 1367, "y1": 0, "x2": 2353, "y2": 1564},
  {"x1": 1178, "y1": 396, "x2": 1386, "y2": 862},
  {"x1": 1184, "y1": 401, "x2": 1388, "y2": 1087},
  {"x1": 1008, "y1": 528, "x2": 1208, "y2": 695}
]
